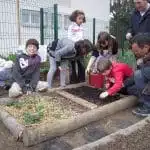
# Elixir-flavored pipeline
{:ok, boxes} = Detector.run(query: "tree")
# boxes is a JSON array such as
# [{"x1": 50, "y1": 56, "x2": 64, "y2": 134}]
[{"x1": 109, "y1": 0, "x2": 134, "y2": 48}]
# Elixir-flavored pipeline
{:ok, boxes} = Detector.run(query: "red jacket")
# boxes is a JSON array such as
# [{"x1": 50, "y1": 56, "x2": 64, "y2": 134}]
[{"x1": 106, "y1": 62, "x2": 133, "y2": 95}]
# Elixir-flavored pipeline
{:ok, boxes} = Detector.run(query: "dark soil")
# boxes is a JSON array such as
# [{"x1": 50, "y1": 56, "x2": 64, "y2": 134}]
[
  {"x1": 0, "y1": 88, "x2": 8, "y2": 98},
  {"x1": 65, "y1": 86, "x2": 121, "y2": 105}
]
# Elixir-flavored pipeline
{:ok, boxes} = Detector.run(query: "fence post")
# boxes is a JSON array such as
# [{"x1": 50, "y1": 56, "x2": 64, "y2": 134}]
[
  {"x1": 40, "y1": 8, "x2": 44, "y2": 45},
  {"x1": 54, "y1": 4, "x2": 58, "y2": 40},
  {"x1": 16, "y1": 0, "x2": 21, "y2": 45},
  {"x1": 93, "y1": 18, "x2": 96, "y2": 45}
]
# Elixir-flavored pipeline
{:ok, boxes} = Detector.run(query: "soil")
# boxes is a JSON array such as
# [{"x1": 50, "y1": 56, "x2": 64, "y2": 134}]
[{"x1": 65, "y1": 86, "x2": 121, "y2": 105}]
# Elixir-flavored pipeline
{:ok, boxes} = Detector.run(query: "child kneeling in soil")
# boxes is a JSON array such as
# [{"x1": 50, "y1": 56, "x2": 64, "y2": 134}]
[
  {"x1": 9, "y1": 39, "x2": 48, "y2": 98},
  {"x1": 95, "y1": 59, "x2": 133, "y2": 99}
]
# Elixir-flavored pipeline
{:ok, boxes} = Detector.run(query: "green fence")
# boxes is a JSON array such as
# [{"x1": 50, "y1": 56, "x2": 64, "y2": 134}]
[{"x1": 0, "y1": 0, "x2": 109, "y2": 59}]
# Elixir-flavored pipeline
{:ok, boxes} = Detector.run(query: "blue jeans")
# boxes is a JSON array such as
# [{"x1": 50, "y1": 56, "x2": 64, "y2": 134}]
[
  {"x1": 126, "y1": 67, "x2": 150, "y2": 108},
  {"x1": 0, "y1": 68, "x2": 12, "y2": 87}
]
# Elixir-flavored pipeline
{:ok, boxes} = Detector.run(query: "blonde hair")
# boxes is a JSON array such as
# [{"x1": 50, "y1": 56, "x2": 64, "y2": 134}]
[{"x1": 97, "y1": 59, "x2": 112, "y2": 73}]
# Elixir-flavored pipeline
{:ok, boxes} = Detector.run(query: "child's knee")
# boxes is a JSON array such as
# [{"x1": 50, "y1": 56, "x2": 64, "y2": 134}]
[
  {"x1": 49, "y1": 66, "x2": 57, "y2": 73},
  {"x1": 9, "y1": 82, "x2": 22, "y2": 98},
  {"x1": 134, "y1": 70, "x2": 143, "y2": 81}
]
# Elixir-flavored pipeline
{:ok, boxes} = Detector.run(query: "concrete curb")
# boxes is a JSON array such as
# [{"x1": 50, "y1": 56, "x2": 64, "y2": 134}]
[{"x1": 73, "y1": 117, "x2": 150, "y2": 150}]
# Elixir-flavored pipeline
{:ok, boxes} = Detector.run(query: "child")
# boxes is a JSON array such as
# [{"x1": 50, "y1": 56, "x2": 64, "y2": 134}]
[
  {"x1": 126, "y1": 33, "x2": 150, "y2": 117},
  {"x1": 86, "y1": 32, "x2": 118, "y2": 74},
  {"x1": 9, "y1": 39, "x2": 48, "y2": 98},
  {"x1": 95, "y1": 59, "x2": 133, "y2": 99},
  {"x1": 68, "y1": 10, "x2": 85, "y2": 42},
  {"x1": 68, "y1": 10, "x2": 86, "y2": 83},
  {"x1": 47, "y1": 38, "x2": 93, "y2": 88}
]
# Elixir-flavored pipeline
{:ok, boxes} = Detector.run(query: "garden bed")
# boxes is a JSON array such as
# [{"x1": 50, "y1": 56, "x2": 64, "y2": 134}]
[
  {"x1": 2, "y1": 93, "x2": 87, "y2": 126},
  {"x1": 65, "y1": 86, "x2": 121, "y2": 105}
]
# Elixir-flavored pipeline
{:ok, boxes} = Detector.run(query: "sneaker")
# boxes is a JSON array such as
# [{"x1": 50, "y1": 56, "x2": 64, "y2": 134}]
[{"x1": 132, "y1": 106, "x2": 150, "y2": 117}]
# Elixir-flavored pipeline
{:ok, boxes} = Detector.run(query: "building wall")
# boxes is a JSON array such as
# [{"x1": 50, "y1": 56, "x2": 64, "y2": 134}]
[
  {"x1": 0, "y1": 0, "x2": 110, "y2": 57},
  {"x1": 71, "y1": 0, "x2": 110, "y2": 21}
]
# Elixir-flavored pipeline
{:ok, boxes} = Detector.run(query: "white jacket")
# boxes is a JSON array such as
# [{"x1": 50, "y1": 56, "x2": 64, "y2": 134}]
[{"x1": 68, "y1": 22, "x2": 84, "y2": 42}]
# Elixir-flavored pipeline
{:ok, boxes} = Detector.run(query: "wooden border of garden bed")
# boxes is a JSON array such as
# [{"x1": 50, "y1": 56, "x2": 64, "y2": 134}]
[
  {"x1": 0, "y1": 95, "x2": 138, "y2": 146},
  {"x1": 47, "y1": 82, "x2": 87, "y2": 93},
  {"x1": 73, "y1": 116, "x2": 150, "y2": 150}
]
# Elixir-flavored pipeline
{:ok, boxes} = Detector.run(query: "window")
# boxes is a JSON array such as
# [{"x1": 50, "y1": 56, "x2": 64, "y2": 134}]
[
  {"x1": 21, "y1": 9, "x2": 48, "y2": 27},
  {"x1": 51, "y1": 13, "x2": 62, "y2": 29},
  {"x1": 64, "y1": 15, "x2": 70, "y2": 30}
]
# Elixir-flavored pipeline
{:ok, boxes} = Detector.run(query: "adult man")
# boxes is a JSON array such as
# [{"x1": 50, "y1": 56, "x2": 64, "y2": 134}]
[
  {"x1": 126, "y1": 0, "x2": 150, "y2": 40},
  {"x1": 126, "y1": 33, "x2": 150, "y2": 117}
]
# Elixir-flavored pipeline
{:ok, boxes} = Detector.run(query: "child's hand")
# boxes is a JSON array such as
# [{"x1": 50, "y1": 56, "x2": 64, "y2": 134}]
[
  {"x1": 105, "y1": 83, "x2": 110, "y2": 89},
  {"x1": 85, "y1": 68, "x2": 91, "y2": 75},
  {"x1": 26, "y1": 91, "x2": 32, "y2": 95},
  {"x1": 99, "y1": 91, "x2": 109, "y2": 99}
]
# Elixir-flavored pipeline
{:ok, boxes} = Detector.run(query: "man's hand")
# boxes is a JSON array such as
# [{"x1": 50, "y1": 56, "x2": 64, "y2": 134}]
[
  {"x1": 126, "y1": 33, "x2": 132, "y2": 40},
  {"x1": 137, "y1": 58, "x2": 143, "y2": 66},
  {"x1": 99, "y1": 91, "x2": 109, "y2": 99}
]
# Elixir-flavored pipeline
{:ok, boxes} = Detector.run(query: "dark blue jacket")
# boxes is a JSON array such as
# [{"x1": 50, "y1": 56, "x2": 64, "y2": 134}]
[
  {"x1": 12, "y1": 53, "x2": 41, "y2": 89},
  {"x1": 128, "y1": 7, "x2": 150, "y2": 36}
]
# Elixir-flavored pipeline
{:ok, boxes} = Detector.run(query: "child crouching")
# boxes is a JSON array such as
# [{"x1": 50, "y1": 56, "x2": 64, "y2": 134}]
[
  {"x1": 95, "y1": 59, "x2": 133, "y2": 99},
  {"x1": 9, "y1": 39, "x2": 48, "y2": 98}
]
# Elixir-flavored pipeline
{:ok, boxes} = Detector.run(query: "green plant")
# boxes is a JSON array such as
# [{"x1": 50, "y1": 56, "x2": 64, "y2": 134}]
[
  {"x1": 23, "y1": 103, "x2": 44, "y2": 125},
  {"x1": 7, "y1": 54, "x2": 16, "y2": 62}
]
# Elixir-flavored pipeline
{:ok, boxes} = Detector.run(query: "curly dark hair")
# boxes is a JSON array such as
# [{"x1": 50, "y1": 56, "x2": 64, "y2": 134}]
[
  {"x1": 75, "y1": 39, "x2": 94, "y2": 55},
  {"x1": 69, "y1": 10, "x2": 86, "y2": 23},
  {"x1": 26, "y1": 39, "x2": 39, "y2": 50},
  {"x1": 96, "y1": 32, "x2": 118, "y2": 55}
]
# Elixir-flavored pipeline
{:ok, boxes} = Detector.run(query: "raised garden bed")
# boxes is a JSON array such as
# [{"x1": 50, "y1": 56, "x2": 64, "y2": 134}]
[
  {"x1": 0, "y1": 84, "x2": 138, "y2": 147},
  {"x1": 65, "y1": 86, "x2": 121, "y2": 105},
  {"x1": 2, "y1": 93, "x2": 87, "y2": 126}
]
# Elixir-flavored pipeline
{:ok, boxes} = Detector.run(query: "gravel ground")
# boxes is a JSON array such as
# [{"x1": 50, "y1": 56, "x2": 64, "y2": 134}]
[{"x1": 98, "y1": 120, "x2": 150, "y2": 150}]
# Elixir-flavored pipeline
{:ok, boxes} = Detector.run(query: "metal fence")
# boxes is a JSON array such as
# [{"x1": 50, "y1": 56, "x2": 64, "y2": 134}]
[{"x1": 0, "y1": 0, "x2": 109, "y2": 58}]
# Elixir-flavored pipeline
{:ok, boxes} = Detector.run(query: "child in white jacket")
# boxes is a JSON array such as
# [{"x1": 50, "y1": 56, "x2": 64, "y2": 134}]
[
  {"x1": 68, "y1": 10, "x2": 87, "y2": 83},
  {"x1": 68, "y1": 10, "x2": 85, "y2": 42}
]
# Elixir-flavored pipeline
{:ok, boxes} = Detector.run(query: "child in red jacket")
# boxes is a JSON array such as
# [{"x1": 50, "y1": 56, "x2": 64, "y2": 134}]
[{"x1": 96, "y1": 59, "x2": 133, "y2": 99}]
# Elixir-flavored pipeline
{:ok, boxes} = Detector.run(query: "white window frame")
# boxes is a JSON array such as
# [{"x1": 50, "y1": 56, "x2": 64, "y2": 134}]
[{"x1": 21, "y1": 9, "x2": 48, "y2": 28}]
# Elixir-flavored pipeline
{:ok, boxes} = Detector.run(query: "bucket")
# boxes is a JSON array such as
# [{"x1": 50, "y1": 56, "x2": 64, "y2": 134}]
[{"x1": 89, "y1": 73, "x2": 104, "y2": 88}]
